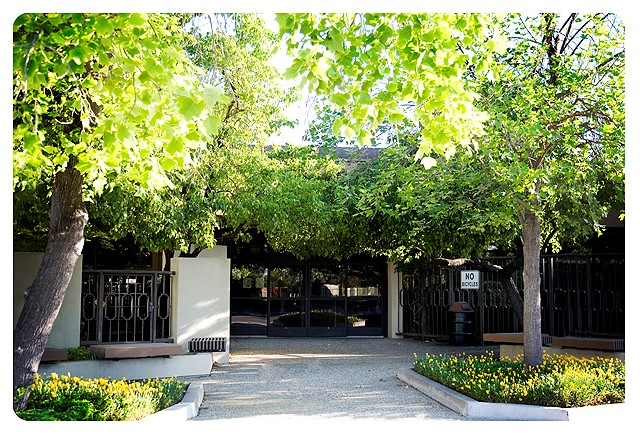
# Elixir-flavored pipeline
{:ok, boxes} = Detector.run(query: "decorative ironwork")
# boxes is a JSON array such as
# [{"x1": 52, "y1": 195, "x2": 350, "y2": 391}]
[
  {"x1": 400, "y1": 254, "x2": 624, "y2": 342},
  {"x1": 80, "y1": 270, "x2": 173, "y2": 344}
]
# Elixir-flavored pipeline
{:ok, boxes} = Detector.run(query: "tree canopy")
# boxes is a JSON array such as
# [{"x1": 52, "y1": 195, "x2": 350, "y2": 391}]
[
  {"x1": 13, "y1": 13, "x2": 226, "y2": 195},
  {"x1": 13, "y1": 13, "x2": 301, "y2": 259},
  {"x1": 277, "y1": 13, "x2": 507, "y2": 166},
  {"x1": 80, "y1": 13, "x2": 299, "y2": 255}
]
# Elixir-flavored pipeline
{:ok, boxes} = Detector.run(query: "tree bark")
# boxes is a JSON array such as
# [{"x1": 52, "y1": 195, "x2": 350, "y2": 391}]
[
  {"x1": 13, "y1": 156, "x2": 87, "y2": 409},
  {"x1": 520, "y1": 210, "x2": 543, "y2": 368}
]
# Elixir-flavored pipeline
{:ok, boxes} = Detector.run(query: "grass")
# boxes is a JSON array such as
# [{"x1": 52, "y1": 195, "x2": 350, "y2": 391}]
[
  {"x1": 14, "y1": 373, "x2": 187, "y2": 421},
  {"x1": 414, "y1": 351, "x2": 624, "y2": 408}
]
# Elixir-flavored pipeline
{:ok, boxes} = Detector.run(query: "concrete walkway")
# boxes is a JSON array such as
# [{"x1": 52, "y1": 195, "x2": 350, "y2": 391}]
[{"x1": 174, "y1": 337, "x2": 506, "y2": 431}]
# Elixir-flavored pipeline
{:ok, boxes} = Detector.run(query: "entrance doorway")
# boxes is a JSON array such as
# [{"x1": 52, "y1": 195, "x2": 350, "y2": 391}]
[{"x1": 230, "y1": 259, "x2": 386, "y2": 337}]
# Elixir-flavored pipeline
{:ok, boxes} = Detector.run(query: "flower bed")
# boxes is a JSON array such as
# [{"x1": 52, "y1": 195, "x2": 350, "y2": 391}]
[
  {"x1": 413, "y1": 351, "x2": 624, "y2": 408},
  {"x1": 15, "y1": 373, "x2": 187, "y2": 421}
]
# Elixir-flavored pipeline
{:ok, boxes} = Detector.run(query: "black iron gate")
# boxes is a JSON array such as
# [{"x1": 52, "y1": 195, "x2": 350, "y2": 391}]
[
  {"x1": 80, "y1": 270, "x2": 173, "y2": 344},
  {"x1": 400, "y1": 254, "x2": 624, "y2": 343}
]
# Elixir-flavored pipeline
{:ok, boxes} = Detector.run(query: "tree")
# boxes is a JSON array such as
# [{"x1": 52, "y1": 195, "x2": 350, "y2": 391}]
[
  {"x1": 313, "y1": 126, "x2": 528, "y2": 326},
  {"x1": 220, "y1": 145, "x2": 353, "y2": 259},
  {"x1": 80, "y1": 13, "x2": 299, "y2": 259},
  {"x1": 277, "y1": 13, "x2": 506, "y2": 164},
  {"x1": 278, "y1": 12, "x2": 624, "y2": 367},
  {"x1": 476, "y1": 13, "x2": 624, "y2": 366},
  {"x1": 13, "y1": 13, "x2": 226, "y2": 407}
]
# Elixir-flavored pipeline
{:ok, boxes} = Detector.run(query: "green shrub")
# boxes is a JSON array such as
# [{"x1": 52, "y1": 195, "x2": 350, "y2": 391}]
[
  {"x1": 15, "y1": 373, "x2": 187, "y2": 421},
  {"x1": 414, "y1": 351, "x2": 624, "y2": 408},
  {"x1": 66, "y1": 346, "x2": 94, "y2": 361}
]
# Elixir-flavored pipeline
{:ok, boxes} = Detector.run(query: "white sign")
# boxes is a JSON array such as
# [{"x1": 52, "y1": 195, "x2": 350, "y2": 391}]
[{"x1": 461, "y1": 270, "x2": 480, "y2": 289}]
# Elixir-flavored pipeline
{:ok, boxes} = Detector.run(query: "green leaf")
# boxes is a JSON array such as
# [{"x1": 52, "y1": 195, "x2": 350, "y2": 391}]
[
  {"x1": 53, "y1": 61, "x2": 68, "y2": 78},
  {"x1": 342, "y1": 125, "x2": 356, "y2": 138},
  {"x1": 74, "y1": 158, "x2": 94, "y2": 174},
  {"x1": 161, "y1": 157, "x2": 178, "y2": 171},
  {"x1": 311, "y1": 57, "x2": 330, "y2": 79},
  {"x1": 67, "y1": 46, "x2": 89, "y2": 65},
  {"x1": 128, "y1": 13, "x2": 147, "y2": 26},
  {"x1": 202, "y1": 85, "x2": 227, "y2": 106},
  {"x1": 330, "y1": 93, "x2": 349, "y2": 107},
  {"x1": 144, "y1": 58, "x2": 164, "y2": 77},
  {"x1": 94, "y1": 15, "x2": 114, "y2": 35},
  {"x1": 177, "y1": 96, "x2": 204, "y2": 120},
  {"x1": 105, "y1": 155, "x2": 121, "y2": 168},
  {"x1": 203, "y1": 115, "x2": 221, "y2": 136},
  {"x1": 116, "y1": 125, "x2": 129, "y2": 141},
  {"x1": 166, "y1": 137, "x2": 184, "y2": 155},
  {"x1": 331, "y1": 118, "x2": 343, "y2": 136},
  {"x1": 388, "y1": 111, "x2": 405, "y2": 123}
]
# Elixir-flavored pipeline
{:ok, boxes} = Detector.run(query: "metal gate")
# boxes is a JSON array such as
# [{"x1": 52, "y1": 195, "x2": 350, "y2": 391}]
[
  {"x1": 80, "y1": 270, "x2": 173, "y2": 344},
  {"x1": 400, "y1": 254, "x2": 624, "y2": 342}
]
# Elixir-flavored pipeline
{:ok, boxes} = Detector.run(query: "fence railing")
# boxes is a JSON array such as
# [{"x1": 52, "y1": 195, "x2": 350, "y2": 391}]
[
  {"x1": 400, "y1": 254, "x2": 624, "y2": 342},
  {"x1": 80, "y1": 270, "x2": 173, "y2": 344}
]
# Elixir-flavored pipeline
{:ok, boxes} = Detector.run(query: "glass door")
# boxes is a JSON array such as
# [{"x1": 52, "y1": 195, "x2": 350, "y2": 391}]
[
  {"x1": 230, "y1": 263, "x2": 268, "y2": 336},
  {"x1": 229, "y1": 257, "x2": 387, "y2": 337},
  {"x1": 347, "y1": 264, "x2": 384, "y2": 336},
  {"x1": 309, "y1": 265, "x2": 348, "y2": 336},
  {"x1": 268, "y1": 265, "x2": 307, "y2": 336}
]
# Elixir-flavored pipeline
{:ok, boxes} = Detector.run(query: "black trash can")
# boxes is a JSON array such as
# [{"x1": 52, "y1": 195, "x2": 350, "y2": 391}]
[{"x1": 448, "y1": 301, "x2": 475, "y2": 346}]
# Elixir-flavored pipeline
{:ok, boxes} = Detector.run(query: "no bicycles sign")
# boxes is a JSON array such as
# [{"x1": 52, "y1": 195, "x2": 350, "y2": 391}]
[{"x1": 461, "y1": 270, "x2": 480, "y2": 289}]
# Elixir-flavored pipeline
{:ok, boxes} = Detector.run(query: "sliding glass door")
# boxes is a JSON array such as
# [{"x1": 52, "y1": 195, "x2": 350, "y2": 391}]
[
  {"x1": 230, "y1": 258, "x2": 386, "y2": 337},
  {"x1": 268, "y1": 264, "x2": 307, "y2": 336},
  {"x1": 308, "y1": 264, "x2": 348, "y2": 336}
]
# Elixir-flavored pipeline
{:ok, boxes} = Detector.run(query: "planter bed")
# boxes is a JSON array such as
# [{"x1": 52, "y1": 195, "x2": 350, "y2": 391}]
[{"x1": 397, "y1": 368, "x2": 627, "y2": 421}]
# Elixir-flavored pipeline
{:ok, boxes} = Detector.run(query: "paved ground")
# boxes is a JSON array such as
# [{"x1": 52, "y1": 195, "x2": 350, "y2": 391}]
[{"x1": 179, "y1": 337, "x2": 503, "y2": 431}]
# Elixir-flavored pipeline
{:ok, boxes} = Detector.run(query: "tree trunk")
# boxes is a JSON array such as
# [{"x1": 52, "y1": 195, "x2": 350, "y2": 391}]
[
  {"x1": 520, "y1": 210, "x2": 543, "y2": 368},
  {"x1": 498, "y1": 275, "x2": 524, "y2": 329},
  {"x1": 13, "y1": 156, "x2": 87, "y2": 410}
]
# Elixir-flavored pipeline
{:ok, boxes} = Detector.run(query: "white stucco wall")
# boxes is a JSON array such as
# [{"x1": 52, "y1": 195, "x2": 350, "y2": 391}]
[
  {"x1": 13, "y1": 252, "x2": 82, "y2": 349},
  {"x1": 387, "y1": 262, "x2": 403, "y2": 338},
  {"x1": 170, "y1": 247, "x2": 230, "y2": 363}
]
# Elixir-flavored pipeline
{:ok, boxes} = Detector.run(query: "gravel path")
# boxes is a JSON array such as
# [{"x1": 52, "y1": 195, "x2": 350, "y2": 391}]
[{"x1": 179, "y1": 337, "x2": 500, "y2": 430}]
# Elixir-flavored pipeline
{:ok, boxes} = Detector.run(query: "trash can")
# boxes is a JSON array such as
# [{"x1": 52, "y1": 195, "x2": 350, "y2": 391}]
[{"x1": 448, "y1": 301, "x2": 475, "y2": 346}]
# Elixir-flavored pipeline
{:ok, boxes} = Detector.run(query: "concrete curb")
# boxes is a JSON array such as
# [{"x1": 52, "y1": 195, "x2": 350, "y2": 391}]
[
  {"x1": 397, "y1": 368, "x2": 627, "y2": 421},
  {"x1": 39, "y1": 353, "x2": 214, "y2": 380},
  {"x1": 143, "y1": 381, "x2": 204, "y2": 421}
]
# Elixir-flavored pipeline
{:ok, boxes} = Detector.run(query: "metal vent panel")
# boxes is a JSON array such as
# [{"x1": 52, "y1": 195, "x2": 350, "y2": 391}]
[{"x1": 188, "y1": 337, "x2": 227, "y2": 352}]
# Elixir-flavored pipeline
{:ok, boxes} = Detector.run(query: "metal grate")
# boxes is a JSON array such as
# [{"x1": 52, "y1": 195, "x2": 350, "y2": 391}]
[
  {"x1": 400, "y1": 254, "x2": 624, "y2": 341},
  {"x1": 188, "y1": 337, "x2": 227, "y2": 353}
]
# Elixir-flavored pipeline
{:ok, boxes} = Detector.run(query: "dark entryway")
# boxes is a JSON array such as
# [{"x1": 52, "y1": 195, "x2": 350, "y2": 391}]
[{"x1": 230, "y1": 258, "x2": 387, "y2": 337}]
